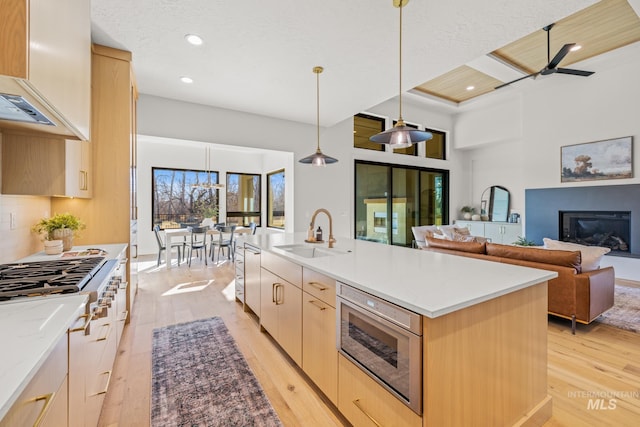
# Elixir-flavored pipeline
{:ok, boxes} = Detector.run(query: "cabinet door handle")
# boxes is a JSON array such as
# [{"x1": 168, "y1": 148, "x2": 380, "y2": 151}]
[
  {"x1": 307, "y1": 281, "x2": 328, "y2": 291},
  {"x1": 69, "y1": 314, "x2": 90, "y2": 334},
  {"x1": 308, "y1": 300, "x2": 326, "y2": 311},
  {"x1": 276, "y1": 284, "x2": 284, "y2": 305},
  {"x1": 97, "y1": 323, "x2": 111, "y2": 342},
  {"x1": 352, "y1": 399, "x2": 383, "y2": 427},
  {"x1": 92, "y1": 370, "x2": 113, "y2": 396},
  {"x1": 79, "y1": 170, "x2": 88, "y2": 191},
  {"x1": 272, "y1": 283, "x2": 278, "y2": 303},
  {"x1": 32, "y1": 392, "x2": 55, "y2": 427}
]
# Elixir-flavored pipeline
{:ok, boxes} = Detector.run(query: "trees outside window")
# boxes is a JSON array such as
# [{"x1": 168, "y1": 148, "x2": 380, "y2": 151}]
[
  {"x1": 152, "y1": 167, "x2": 219, "y2": 229},
  {"x1": 268, "y1": 169, "x2": 285, "y2": 228}
]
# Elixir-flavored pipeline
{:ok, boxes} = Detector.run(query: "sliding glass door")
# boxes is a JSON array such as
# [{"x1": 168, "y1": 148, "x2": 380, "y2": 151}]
[{"x1": 355, "y1": 160, "x2": 448, "y2": 246}]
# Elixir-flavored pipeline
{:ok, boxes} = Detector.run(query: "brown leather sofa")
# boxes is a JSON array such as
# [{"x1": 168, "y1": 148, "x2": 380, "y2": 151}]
[{"x1": 423, "y1": 238, "x2": 615, "y2": 333}]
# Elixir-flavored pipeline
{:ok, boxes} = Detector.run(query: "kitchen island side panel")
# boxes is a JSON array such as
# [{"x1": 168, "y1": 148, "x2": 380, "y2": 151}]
[{"x1": 423, "y1": 282, "x2": 551, "y2": 427}]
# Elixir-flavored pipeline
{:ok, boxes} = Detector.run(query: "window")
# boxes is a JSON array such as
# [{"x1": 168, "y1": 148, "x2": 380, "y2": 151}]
[
  {"x1": 152, "y1": 167, "x2": 219, "y2": 229},
  {"x1": 354, "y1": 113, "x2": 385, "y2": 151},
  {"x1": 425, "y1": 128, "x2": 446, "y2": 160},
  {"x1": 267, "y1": 169, "x2": 285, "y2": 229},
  {"x1": 354, "y1": 160, "x2": 448, "y2": 246},
  {"x1": 227, "y1": 172, "x2": 261, "y2": 226}
]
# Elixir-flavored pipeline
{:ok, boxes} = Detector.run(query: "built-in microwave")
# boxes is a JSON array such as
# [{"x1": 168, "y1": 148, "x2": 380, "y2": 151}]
[{"x1": 336, "y1": 282, "x2": 423, "y2": 414}]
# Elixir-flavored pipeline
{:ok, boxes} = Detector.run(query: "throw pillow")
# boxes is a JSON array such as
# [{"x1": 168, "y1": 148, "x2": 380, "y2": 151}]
[{"x1": 542, "y1": 238, "x2": 610, "y2": 272}]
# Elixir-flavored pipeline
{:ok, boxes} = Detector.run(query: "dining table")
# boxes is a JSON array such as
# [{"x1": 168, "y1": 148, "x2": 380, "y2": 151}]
[{"x1": 163, "y1": 226, "x2": 249, "y2": 269}]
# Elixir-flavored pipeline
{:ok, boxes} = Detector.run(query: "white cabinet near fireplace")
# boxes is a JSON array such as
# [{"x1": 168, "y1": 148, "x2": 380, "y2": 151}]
[{"x1": 455, "y1": 220, "x2": 522, "y2": 245}]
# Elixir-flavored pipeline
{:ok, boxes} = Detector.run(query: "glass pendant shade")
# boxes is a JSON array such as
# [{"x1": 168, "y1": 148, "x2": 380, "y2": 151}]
[
  {"x1": 299, "y1": 148, "x2": 338, "y2": 166},
  {"x1": 369, "y1": 120, "x2": 433, "y2": 148},
  {"x1": 299, "y1": 66, "x2": 338, "y2": 166},
  {"x1": 370, "y1": 0, "x2": 433, "y2": 148}
]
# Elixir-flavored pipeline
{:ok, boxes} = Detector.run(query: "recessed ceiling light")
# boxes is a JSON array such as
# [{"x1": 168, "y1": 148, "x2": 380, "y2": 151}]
[
  {"x1": 570, "y1": 45, "x2": 582, "y2": 52},
  {"x1": 180, "y1": 76, "x2": 194, "y2": 84},
  {"x1": 185, "y1": 34, "x2": 203, "y2": 46},
  {"x1": 466, "y1": 85, "x2": 475, "y2": 91}
]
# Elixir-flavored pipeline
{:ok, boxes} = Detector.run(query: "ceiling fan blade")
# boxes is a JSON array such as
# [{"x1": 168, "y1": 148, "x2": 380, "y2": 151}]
[
  {"x1": 495, "y1": 72, "x2": 538, "y2": 90},
  {"x1": 547, "y1": 43, "x2": 576, "y2": 69},
  {"x1": 556, "y1": 68, "x2": 594, "y2": 77}
]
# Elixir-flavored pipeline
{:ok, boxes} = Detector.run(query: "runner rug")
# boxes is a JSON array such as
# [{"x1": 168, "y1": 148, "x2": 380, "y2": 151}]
[
  {"x1": 151, "y1": 317, "x2": 283, "y2": 426},
  {"x1": 595, "y1": 285, "x2": 640, "y2": 333}
]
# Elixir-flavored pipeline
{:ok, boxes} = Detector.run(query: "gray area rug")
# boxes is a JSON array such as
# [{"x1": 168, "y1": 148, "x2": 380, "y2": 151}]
[
  {"x1": 151, "y1": 317, "x2": 283, "y2": 426},
  {"x1": 596, "y1": 285, "x2": 640, "y2": 333}
]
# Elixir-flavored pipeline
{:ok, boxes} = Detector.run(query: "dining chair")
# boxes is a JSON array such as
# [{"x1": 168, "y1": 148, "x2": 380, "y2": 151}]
[
  {"x1": 153, "y1": 225, "x2": 183, "y2": 266},
  {"x1": 186, "y1": 225, "x2": 209, "y2": 266},
  {"x1": 212, "y1": 225, "x2": 235, "y2": 262}
]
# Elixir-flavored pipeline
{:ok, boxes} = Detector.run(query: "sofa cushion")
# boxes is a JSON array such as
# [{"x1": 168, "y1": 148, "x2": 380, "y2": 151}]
[
  {"x1": 486, "y1": 243, "x2": 582, "y2": 273},
  {"x1": 426, "y1": 237, "x2": 486, "y2": 254},
  {"x1": 542, "y1": 238, "x2": 610, "y2": 272}
]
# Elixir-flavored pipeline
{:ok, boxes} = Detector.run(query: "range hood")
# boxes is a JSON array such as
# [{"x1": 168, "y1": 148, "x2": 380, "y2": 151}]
[{"x1": 0, "y1": 93, "x2": 55, "y2": 126}]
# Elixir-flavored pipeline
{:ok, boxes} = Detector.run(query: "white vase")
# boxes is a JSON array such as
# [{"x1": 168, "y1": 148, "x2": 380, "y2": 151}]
[
  {"x1": 471, "y1": 214, "x2": 481, "y2": 221},
  {"x1": 51, "y1": 228, "x2": 74, "y2": 251},
  {"x1": 44, "y1": 239, "x2": 64, "y2": 255},
  {"x1": 463, "y1": 212, "x2": 472, "y2": 220}
]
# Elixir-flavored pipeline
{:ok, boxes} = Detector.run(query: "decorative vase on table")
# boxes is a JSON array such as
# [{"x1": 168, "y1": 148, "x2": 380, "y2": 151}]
[
  {"x1": 52, "y1": 228, "x2": 74, "y2": 251},
  {"x1": 463, "y1": 212, "x2": 472, "y2": 220}
]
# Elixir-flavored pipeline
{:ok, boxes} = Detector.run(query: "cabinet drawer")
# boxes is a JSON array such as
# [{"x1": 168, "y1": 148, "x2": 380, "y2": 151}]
[
  {"x1": 338, "y1": 355, "x2": 422, "y2": 427},
  {"x1": 302, "y1": 268, "x2": 336, "y2": 307},
  {"x1": 0, "y1": 335, "x2": 68, "y2": 427},
  {"x1": 262, "y1": 251, "x2": 302, "y2": 288}
]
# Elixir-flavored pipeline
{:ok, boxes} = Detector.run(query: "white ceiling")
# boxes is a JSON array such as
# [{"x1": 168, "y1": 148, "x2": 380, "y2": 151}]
[{"x1": 91, "y1": 0, "x2": 600, "y2": 127}]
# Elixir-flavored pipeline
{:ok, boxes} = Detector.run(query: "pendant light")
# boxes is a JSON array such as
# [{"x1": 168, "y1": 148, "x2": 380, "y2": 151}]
[
  {"x1": 192, "y1": 145, "x2": 224, "y2": 189},
  {"x1": 299, "y1": 66, "x2": 338, "y2": 166},
  {"x1": 370, "y1": 0, "x2": 432, "y2": 149}
]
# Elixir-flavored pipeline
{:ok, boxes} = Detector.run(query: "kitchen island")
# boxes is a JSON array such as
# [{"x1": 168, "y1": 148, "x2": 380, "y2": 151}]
[{"x1": 241, "y1": 232, "x2": 557, "y2": 426}]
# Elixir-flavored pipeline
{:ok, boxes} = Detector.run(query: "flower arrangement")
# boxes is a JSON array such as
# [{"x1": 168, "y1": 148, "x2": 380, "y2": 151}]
[
  {"x1": 460, "y1": 206, "x2": 476, "y2": 214},
  {"x1": 32, "y1": 212, "x2": 85, "y2": 241}
]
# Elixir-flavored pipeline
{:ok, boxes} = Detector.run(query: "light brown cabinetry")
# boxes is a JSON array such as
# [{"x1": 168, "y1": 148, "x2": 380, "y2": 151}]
[
  {"x1": 338, "y1": 354, "x2": 422, "y2": 427},
  {"x1": 260, "y1": 251, "x2": 302, "y2": 366},
  {"x1": 1, "y1": 132, "x2": 92, "y2": 197},
  {"x1": 52, "y1": 44, "x2": 137, "y2": 320},
  {"x1": 0, "y1": 0, "x2": 90, "y2": 140},
  {"x1": 0, "y1": 333, "x2": 68, "y2": 427},
  {"x1": 302, "y1": 268, "x2": 338, "y2": 404}
]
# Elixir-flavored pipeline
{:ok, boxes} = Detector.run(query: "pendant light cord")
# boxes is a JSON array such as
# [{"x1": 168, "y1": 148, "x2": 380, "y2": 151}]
[
  {"x1": 316, "y1": 68, "x2": 321, "y2": 151},
  {"x1": 398, "y1": 2, "x2": 403, "y2": 122}
]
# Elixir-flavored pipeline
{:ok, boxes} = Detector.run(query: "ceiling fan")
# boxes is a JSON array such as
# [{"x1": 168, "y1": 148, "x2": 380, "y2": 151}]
[{"x1": 495, "y1": 23, "x2": 594, "y2": 90}]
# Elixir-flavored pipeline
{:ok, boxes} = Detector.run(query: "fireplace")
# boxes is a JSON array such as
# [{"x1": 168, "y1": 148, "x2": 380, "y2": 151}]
[{"x1": 560, "y1": 211, "x2": 630, "y2": 254}]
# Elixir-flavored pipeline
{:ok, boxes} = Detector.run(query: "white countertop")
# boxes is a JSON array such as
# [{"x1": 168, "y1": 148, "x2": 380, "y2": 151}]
[
  {"x1": 242, "y1": 233, "x2": 557, "y2": 318},
  {"x1": 0, "y1": 294, "x2": 88, "y2": 420},
  {"x1": 16, "y1": 243, "x2": 128, "y2": 263}
]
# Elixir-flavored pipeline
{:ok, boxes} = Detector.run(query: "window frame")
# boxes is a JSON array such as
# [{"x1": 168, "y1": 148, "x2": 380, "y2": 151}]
[
  {"x1": 354, "y1": 113, "x2": 386, "y2": 151},
  {"x1": 267, "y1": 169, "x2": 285, "y2": 229},
  {"x1": 226, "y1": 171, "x2": 262, "y2": 226}
]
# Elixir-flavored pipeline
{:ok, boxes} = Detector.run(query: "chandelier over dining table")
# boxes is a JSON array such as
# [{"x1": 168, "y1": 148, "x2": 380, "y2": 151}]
[{"x1": 192, "y1": 145, "x2": 224, "y2": 189}]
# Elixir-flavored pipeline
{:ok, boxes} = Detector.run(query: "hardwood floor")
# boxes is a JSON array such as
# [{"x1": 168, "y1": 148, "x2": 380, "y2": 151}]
[{"x1": 99, "y1": 255, "x2": 640, "y2": 427}]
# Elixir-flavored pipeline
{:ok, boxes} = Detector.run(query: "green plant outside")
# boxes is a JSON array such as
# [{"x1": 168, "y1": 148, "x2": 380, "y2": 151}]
[{"x1": 32, "y1": 213, "x2": 86, "y2": 240}]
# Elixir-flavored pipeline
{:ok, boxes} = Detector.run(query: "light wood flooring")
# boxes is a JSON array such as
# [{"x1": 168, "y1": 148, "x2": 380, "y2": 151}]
[{"x1": 99, "y1": 255, "x2": 640, "y2": 427}]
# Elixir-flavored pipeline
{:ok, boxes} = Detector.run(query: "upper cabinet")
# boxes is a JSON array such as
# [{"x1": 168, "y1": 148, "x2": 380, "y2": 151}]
[
  {"x1": 1, "y1": 131, "x2": 92, "y2": 198},
  {"x1": 0, "y1": 0, "x2": 91, "y2": 140}
]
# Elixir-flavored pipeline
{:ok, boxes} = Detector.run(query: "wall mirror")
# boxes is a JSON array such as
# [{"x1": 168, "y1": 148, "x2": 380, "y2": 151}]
[{"x1": 481, "y1": 186, "x2": 510, "y2": 222}]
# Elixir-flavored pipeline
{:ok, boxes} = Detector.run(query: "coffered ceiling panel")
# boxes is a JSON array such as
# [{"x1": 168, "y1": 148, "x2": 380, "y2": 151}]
[
  {"x1": 415, "y1": 0, "x2": 640, "y2": 104},
  {"x1": 413, "y1": 66, "x2": 503, "y2": 103}
]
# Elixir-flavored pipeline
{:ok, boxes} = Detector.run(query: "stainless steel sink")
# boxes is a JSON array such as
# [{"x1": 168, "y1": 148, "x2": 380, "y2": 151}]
[{"x1": 274, "y1": 244, "x2": 350, "y2": 258}]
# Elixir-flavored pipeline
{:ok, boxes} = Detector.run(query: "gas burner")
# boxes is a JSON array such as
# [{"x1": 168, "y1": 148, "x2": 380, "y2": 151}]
[{"x1": 0, "y1": 257, "x2": 106, "y2": 301}]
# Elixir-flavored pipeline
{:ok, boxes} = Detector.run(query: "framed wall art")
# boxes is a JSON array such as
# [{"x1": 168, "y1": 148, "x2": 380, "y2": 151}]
[{"x1": 561, "y1": 136, "x2": 633, "y2": 183}]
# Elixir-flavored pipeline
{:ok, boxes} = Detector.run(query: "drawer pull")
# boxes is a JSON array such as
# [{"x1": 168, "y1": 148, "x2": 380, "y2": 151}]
[
  {"x1": 308, "y1": 300, "x2": 326, "y2": 311},
  {"x1": 353, "y1": 399, "x2": 383, "y2": 427},
  {"x1": 32, "y1": 392, "x2": 55, "y2": 427},
  {"x1": 92, "y1": 370, "x2": 113, "y2": 396},
  {"x1": 97, "y1": 323, "x2": 111, "y2": 342},
  {"x1": 307, "y1": 281, "x2": 327, "y2": 291},
  {"x1": 69, "y1": 314, "x2": 90, "y2": 334},
  {"x1": 119, "y1": 310, "x2": 129, "y2": 322}
]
